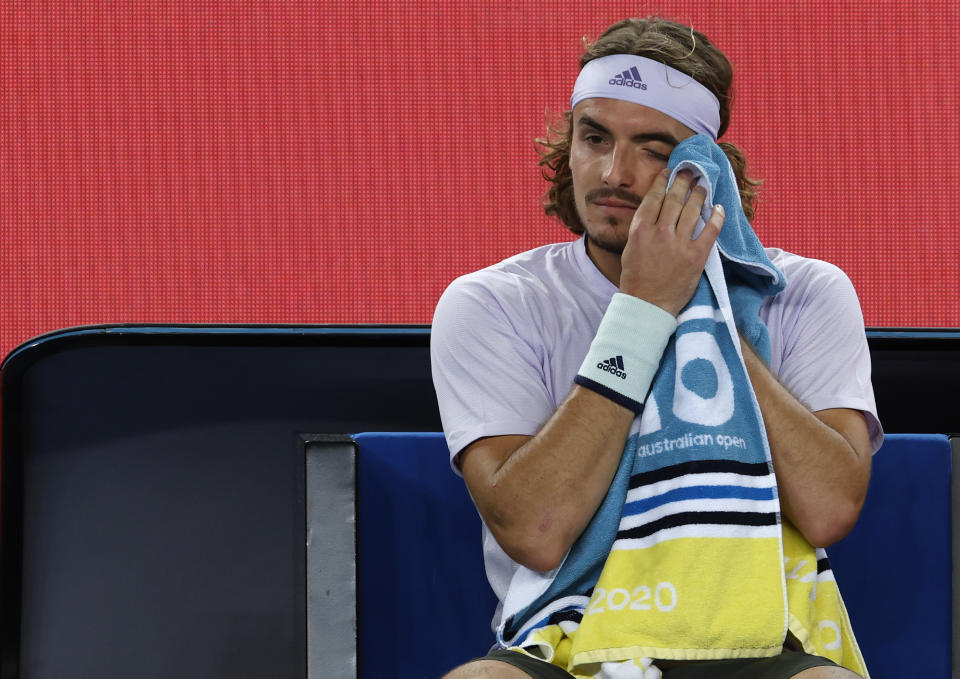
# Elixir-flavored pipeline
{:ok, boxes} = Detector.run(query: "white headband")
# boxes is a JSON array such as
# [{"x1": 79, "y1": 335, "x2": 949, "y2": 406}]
[{"x1": 570, "y1": 54, "x2": 721, "y2": 140}]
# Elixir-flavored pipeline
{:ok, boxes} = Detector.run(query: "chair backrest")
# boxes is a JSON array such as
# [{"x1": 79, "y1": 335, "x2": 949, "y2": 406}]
[
  {"x1": 354, "y1": 432, "x2": 953, "y2": 679},
  {"x1": 828, "y1": 433, "x2": 952, "y2": 678},
  {"x1": 354, "y1": 432, "x2": 498, "y2": 679}
]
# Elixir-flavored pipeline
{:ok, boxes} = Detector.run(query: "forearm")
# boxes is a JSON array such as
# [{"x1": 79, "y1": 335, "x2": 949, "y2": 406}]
[
  {"x1": 465, "y1": 294, "x2": 683, "y2": 571},
  {"x1": 461, "y1": 385, "x2": 634, "y2": 572},
  {"x1": 741, "y1": 340, "x2": 871, "y2": 546}
]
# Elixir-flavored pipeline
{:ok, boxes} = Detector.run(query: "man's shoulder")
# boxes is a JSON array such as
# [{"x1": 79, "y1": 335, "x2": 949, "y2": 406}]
[
  {"x1": 473, "y1": 239, "x2": 582, "y2": 279},
  {"x1": 433, "y1": 237, "x2": 603, "y2": 345},
  {"x1": 765, "y1": 247, "x2": 855, "y2": 297},
  {"x1": 441, "y1": 239, "x2": 585, "y2": 301}
]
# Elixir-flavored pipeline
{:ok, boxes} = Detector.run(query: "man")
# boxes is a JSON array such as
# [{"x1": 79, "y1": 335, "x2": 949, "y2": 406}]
[{"x1": 432, "y1": 17, "x2": 881, "y2": 679}]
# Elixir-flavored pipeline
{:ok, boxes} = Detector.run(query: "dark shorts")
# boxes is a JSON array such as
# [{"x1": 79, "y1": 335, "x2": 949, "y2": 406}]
[{"x1": 482, "y1": 648, "x2": 842, "y2": 679}]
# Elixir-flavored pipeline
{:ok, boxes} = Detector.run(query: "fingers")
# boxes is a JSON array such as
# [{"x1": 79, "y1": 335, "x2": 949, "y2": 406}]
[
  {"x1": 630, "y1": 166, "x2": 724, "y2": 252},
  {"x1": 634, "y1": 169, "x2": 704, "y2": 233},
  {"x1": 694, "y1": 203, "x2": 724, "y2": 254},
  {"x1": 632, "y1": 168, "x2": 670, "y2": 230},
  {"x1": 657, "y1": 169, "x2": 699, "y2": 231},
  {"x1": 675, "y1": 184, "x2": 707, "y2": 240}
]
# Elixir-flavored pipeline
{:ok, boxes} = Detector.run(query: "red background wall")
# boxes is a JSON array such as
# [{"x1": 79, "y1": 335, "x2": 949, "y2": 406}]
[{"x1": 2, "y1": 1, "x2": 958, "y2": 361}]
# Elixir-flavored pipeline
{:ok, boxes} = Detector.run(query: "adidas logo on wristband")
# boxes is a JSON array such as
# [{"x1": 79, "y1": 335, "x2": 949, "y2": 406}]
[
  {"x1": 576, "y1": 292, "x2": 678, "y2": 414},
  {"x1": 597, "y1": 355, "x2": 627, "y2": 379}
]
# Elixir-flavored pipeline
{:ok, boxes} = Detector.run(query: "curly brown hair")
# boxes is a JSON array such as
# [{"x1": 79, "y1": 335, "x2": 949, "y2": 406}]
[{"x1": 537, "y1": 17, "x2": 761, "y2": 235}]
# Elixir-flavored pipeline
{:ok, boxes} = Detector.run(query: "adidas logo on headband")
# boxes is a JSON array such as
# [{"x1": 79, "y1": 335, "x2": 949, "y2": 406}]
[{"x1": 608, "y1": 65, "x2": 647, "y2": 90}]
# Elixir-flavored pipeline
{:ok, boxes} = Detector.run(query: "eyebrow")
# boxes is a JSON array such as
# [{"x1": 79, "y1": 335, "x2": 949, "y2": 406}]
[{"x1": 577, "y1": 114, "x2": 681, "y2": 147}]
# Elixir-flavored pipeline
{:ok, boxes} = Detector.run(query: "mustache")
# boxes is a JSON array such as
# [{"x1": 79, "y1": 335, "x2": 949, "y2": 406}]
[{"x1": 584, "y1": 187, "x2": 643, "y2": 207}]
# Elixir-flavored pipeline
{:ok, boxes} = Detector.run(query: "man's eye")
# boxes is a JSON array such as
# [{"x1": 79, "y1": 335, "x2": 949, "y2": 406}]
[
  {"x1": 584, "y1": 134, "x2": 605, "y2": 145},
  {"x1": 645, "y1": 149, "x2": 670, "y2": 161}
]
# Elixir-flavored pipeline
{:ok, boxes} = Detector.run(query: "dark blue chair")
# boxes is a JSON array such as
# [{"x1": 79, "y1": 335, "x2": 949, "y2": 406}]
[
  {"x1": 355, "y1": 432, "x2": 497, "y2": 679},
  {"x1": 829, "y1": 433, "x2": 952, "y2": 678},
  {"x1": 354, "y1": 432, "x2": 952, "y2": 679}
]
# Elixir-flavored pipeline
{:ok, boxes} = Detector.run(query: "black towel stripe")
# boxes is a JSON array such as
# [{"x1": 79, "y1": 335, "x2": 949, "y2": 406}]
[
  {"x1": 616, "y1": 510, "x2": 778, "y2": 541},
  {"x1": 547, "y1": 610, "x2": 584, "y2": 626},
  {"x1": 629, "y1": 459, "x2": 772, "y2": 489},
  {"x1": 817, "y1": 557, "x2": 832, "y2": 574}
]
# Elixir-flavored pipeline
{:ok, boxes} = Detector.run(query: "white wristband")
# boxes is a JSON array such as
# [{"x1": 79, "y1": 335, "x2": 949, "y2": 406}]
[{"x1": 574, "y1": 293, "x2": 678, "y2": 413}]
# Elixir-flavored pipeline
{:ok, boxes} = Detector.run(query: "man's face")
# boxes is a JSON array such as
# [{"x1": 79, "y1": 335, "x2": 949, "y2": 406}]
[{"x1": 569, "y1": 97, "x2": 696, "y2": 254}]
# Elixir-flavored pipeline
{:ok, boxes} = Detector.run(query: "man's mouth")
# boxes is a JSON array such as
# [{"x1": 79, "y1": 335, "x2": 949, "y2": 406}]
[
  {"x1": 585, "y1": 188, "x2": 642, "y2": 213},
  {"x1": 592, "y1": 198, "x2": 640, "y2": 217},
  {"x1": 593, "y1": 198, "x2": 639, "y2": 210}
]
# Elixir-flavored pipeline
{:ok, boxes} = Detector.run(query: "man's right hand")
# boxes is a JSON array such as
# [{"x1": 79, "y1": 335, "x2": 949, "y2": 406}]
[{"x1": 618, "y1": 168, "x2": 724, "y2": 316}]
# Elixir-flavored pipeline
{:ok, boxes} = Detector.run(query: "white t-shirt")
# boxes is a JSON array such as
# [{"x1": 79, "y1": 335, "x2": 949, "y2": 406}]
[{"x1": 430, "y1": 236, "x2": 883, "y2": 620}]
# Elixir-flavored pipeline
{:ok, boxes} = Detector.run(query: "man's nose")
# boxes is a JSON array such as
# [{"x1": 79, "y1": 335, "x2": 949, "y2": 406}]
[{"x1": 601, "y1": 146, "x2": 634, "y2": 188}]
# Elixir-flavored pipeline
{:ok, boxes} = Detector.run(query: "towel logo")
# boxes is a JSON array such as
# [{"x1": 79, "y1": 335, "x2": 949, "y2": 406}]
[
  {"x1": 597, "y1": 355, "x2": 627, "y2": 379},
  {"x1": 608, "y1": 66, "x2": 647, "y2": 90}
]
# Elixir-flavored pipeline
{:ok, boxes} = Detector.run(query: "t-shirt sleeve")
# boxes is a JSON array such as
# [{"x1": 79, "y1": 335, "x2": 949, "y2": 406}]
[
  {"x1": 773, "y1": 261, "x2": 884, "y2": 454},
  {"x1": 431, "y1": 274, "x2": 558, "y2": 472}
]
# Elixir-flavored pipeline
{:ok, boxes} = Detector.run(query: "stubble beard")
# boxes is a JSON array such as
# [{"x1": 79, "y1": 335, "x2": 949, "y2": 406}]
[{"x1": 581, "y1": 213, "x2": 628, "y2": 255}]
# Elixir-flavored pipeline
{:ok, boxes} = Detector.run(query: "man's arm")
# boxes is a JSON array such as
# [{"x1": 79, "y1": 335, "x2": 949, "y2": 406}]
[
  {"x1": 741, "y1": 339, "x2": 872, "y2": 547},
  {"x1": 460, "y1": 387, "x2": 634, "y2": 572},
  {"x1": 459, "y1": 169, "x2": 722, "y2": 572}
]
